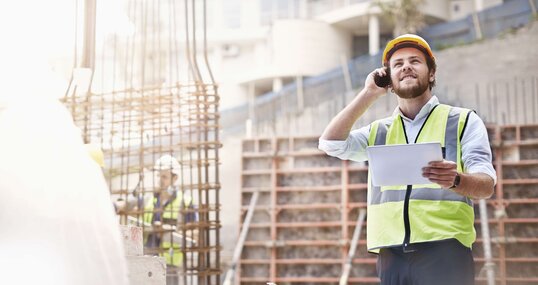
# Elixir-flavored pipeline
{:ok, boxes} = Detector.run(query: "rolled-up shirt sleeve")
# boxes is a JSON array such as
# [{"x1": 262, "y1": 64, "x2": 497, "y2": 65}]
[
  {"x1": 318, "y1": 125, "x2": 371, "y2": 162},
  {"x1": 461, "y1": 112, "x2": 497, "y2": 185}
]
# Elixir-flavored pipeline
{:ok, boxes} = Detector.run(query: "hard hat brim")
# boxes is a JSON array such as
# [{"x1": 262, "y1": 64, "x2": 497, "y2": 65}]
[{"x1": 382, "y1": 35, "x2": 435, "y2": 66}]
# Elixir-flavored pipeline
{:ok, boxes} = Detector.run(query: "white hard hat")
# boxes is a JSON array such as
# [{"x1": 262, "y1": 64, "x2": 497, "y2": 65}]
[{"x1": 154, "y1": 154, "x2": 180, "y2": 175}]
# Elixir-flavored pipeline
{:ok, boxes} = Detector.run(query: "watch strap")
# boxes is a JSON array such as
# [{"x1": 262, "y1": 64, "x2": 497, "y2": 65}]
[{"x1": 450, "y1": 173, "x2": 461, "y2": 189}]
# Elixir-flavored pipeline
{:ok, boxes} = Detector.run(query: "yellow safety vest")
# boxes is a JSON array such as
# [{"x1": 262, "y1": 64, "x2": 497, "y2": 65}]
[
  {"x1": 366, "y1": 104, "x2": 475, "y2": 253},
  {"x1": 143, "y1": 192, "x2": 192, "y2": 266}
]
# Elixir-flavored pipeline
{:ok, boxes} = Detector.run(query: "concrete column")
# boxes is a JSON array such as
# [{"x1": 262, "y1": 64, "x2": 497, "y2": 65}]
[
  {"x1": 340, "y1": 55, "x2": 352, "y2": 92},
  {"x1": 296, "y1": 76, "x2": 304, "y2": 111},
  {"x1": 474, "y1": 0, "x2": 484, "y2": 12},
  {"x1": 273, "y1": 77, "x2": 283, "y2": 93},
  {"x1": 82, "y1": 0, "x2": 96, "y2": 69},
  {"x1": 368, "y1": 14, "x2": 380, "y2": 56},
  {"x1": 247, "y1": 82, "x2": 256, "y2": 138},
  {"x1": 472, "y1": 0, "x2": 483, "y2": 40},
  {"x1": 248, "y1": 82, "x2": 256, "y2": 120}
]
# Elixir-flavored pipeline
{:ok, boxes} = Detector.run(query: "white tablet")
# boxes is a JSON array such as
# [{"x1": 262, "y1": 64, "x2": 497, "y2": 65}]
[{"x1": 366, "y1": 142, "x2": 443, "y2": 186}]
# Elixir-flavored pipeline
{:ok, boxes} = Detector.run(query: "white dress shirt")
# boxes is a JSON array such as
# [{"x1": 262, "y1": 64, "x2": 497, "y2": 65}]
[{"x1": 318, "y1": 96, "x2": 497, "y2": 183}]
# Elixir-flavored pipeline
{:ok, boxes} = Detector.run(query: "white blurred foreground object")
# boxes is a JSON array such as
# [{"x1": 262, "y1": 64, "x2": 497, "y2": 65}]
[{"x1": 0, "y1": 99, "x2": 128, "y2": 285}]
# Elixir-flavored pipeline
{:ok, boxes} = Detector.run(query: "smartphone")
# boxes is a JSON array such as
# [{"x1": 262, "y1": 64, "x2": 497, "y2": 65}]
[{"x1": 373, "y1": 68, "x2": 391, "y2": 88}]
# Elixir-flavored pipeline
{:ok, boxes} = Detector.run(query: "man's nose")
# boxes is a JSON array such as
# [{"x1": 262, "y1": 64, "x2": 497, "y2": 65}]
[{"x1": 402, "y1": 62, "x2": 412, "y2": 72}]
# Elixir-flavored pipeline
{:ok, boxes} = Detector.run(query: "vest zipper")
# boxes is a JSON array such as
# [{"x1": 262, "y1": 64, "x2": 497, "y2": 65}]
[
  {"x1": 403, "y1": 184, "x2": 413, "y2": 252},
  {"x1": 400, "y1": 104, "x2": 439, "y2": 253}
]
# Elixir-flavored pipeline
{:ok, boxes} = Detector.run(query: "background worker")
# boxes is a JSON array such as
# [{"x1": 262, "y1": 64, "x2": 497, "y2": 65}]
[
  {"x1": 143, "y1": 154, "x2": 197, "y2": 285},
  {"x1": 319, "y1": 34, "x2": 496, "y2": 285}
]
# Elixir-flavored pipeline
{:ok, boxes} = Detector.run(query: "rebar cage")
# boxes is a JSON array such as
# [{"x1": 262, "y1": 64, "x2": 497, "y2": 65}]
[
  {"x1": 62, "y1": 81, "x2": 221, "y2": 284},
  {"x1": 61, "y1": 0, "x2": 221, "y2": 283}
]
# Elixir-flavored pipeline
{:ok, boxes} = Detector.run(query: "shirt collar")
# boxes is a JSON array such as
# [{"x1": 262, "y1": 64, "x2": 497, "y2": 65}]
[{"x1": 393, "y1": 95, "x2": 439, "y2": 122}]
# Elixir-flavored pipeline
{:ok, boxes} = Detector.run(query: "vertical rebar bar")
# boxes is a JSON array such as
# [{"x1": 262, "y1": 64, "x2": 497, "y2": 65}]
[
  {"x1": 531, "y1": 77, "x2": 538, "y2": 123},
  {"x1": 270, "y1": 138, "x2": 278, "y2": 282},
  {"x1": 493, "y1": 82, "x2": 498, "y2": 124},
  {"x1": 505, "y1": 82, "x2": 510, "y2": 124},
  {"x1": 522, "y1": 78, "x2": 527, "y2": 124},
  {"x1": 514, "y1": 77, "x2": 519, "y2": 124},
  {"x1": 493, "y1": 126, "x2": 507, "y2": 285},
  {"x1": 340, "y1": 160, "x2": 350, "y2": 272}
]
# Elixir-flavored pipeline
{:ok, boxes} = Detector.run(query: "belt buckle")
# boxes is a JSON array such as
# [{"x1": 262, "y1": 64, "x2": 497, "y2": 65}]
[{"x1": 403, "y1": 243, "x2": 416, "y2": 253}]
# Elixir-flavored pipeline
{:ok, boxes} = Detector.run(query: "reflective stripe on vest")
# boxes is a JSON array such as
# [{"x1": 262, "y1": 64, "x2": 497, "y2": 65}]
[
  {"x1": 144, "y1": 192, "x2": 193, "y2": 224},
  {"x1": 143, "y1": 192, "x2": 192, "y2": 266},
  {"x1": 366, "y1": 104, "x2": 475, "y2": 252}
]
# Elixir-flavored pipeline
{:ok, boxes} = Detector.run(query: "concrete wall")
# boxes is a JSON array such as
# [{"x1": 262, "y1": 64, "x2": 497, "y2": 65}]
[
  {"x1": 434, "y1": 21, "x2": 538, "y2": 123},
  {"x1": 436, "y1": 20, "x2": 538, "y2": 84},
  {"x1": 422, "y1": 0, "x2": 451, "y2": 21},
  {"x1": 450, "y1": 0, "x2": 505, "y2": 20}
]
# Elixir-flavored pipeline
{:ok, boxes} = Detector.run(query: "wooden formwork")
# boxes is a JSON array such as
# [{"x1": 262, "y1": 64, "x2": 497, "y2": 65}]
[
  {"x1": 485, "y1": 124, "x2": 538, "y2": 285},
  {"x1": 240, "y1": 136, "x2": 373, "y2": 284},
  {"x1": 239, "y1": 124, "x2": 538, "y2": 285}
]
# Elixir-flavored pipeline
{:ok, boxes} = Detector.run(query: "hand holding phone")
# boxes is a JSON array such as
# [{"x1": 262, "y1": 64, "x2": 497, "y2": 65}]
[{"x1": 373, "y1": 68, "x2": 391, "y2": 88}]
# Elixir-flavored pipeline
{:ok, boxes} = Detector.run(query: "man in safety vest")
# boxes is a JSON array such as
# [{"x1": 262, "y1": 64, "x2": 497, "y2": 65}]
[
  {"x1": 319, "y1": 34, "x2": 496, "y2": 285},
  {"x1": 145, "y1": 154, "x2": 197, "y2": 285}
]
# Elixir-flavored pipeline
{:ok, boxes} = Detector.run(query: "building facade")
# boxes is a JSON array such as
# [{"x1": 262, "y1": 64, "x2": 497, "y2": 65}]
[{"x1": 205, "y1": 0, "x2": 503, "y2": 109}]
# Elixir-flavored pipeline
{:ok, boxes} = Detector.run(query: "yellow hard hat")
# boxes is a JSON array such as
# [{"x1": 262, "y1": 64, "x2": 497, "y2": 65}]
[
  {"x1": 86, "y1": 144, "x2": 105, "y2": 167},
  {"x1": 382, "y1": 34, "x2": 435, "y2": 66}
]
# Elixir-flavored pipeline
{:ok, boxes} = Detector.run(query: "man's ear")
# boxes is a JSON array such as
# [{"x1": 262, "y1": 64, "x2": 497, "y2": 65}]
[
  {"x1": 172, "y1": 174, "x2": 178, "y2": 183},
  {"x1": 429, "y1": 71, "x2": 435, "y2": 83}
]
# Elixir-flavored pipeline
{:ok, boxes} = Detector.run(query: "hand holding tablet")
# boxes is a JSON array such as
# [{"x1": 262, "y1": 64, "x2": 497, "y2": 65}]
[{"x1": 366, "y1": 142, "x2": 443, "y2": 186}]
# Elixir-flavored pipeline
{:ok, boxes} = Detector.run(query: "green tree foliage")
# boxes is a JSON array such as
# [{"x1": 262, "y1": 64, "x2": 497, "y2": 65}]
[{"x1": 374, "y1": 0, "x2": 426, "y2": 36}]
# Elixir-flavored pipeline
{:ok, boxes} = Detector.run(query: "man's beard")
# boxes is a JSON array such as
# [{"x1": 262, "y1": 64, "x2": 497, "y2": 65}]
[{"x1": 393, "y1": 76, "x2": 429, "y2": 99}]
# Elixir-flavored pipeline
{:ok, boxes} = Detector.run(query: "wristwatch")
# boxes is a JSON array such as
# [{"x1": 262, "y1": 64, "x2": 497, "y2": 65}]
[{"x1": 450, "y1": 173, "x2": 461, "y2": 189}]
